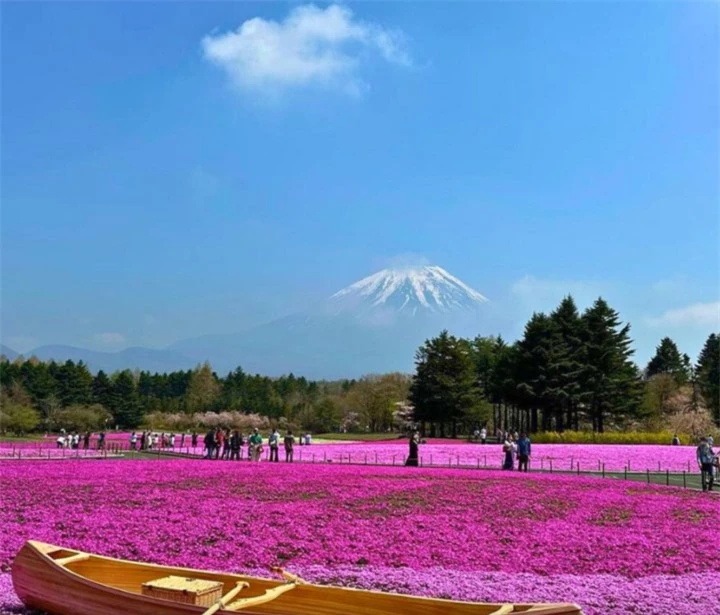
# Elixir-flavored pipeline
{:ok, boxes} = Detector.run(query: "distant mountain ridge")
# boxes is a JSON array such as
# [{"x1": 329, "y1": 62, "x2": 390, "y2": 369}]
[{"x1": 3, "y1": 265, "x2": 489, "y2": 378}]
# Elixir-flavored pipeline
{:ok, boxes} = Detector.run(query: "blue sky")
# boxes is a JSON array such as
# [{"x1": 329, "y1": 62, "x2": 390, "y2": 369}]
[{"x1": 1, "y1": 1, "x2": 718, "y2": 366}]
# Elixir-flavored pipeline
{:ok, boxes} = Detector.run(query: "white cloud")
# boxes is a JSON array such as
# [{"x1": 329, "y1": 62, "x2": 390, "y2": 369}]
[
  {"x1": 383, "y1": 252, "x2": 430, "y2": 268},
  {"x1": 651, "y1": 276, "x2": 688, "y2": 294},
  {"x1": 646, "y1": 302, "x2": 720, "y2": 328},
  {"x1": 510, "y1": 275, "x2": 608, "y2": 310},
  {"x1": 202, "y1": 4, "x2": 411, "y2": 97},
  {"x1": 93, "y1": 332, "x2": 126, "y2": 346}
]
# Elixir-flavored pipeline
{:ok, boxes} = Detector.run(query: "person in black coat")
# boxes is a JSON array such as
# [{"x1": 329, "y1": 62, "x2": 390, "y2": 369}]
[
  {"x1": 405, "y1": 431, "x2": 420, "y2": 467},
  {"x1": 203, "y1": 428, "x2": 216, "y2": 459},
  {"x1": 229, "y1": 430, "x2": 241, "y2": 461}
]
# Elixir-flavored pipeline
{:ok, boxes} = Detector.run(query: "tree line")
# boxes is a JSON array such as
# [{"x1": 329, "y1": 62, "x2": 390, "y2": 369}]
[
  {"x1": 0, "y1": 357, "x2": 410, "y2": 435},
  {"x1": 410, "y1": 296, "x2": 719, "y2": 437},
  {"x1": 1, "y1": 294, "x2": 717, "y2": 437}
]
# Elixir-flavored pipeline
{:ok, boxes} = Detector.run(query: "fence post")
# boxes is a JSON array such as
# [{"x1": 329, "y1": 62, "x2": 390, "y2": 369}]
[
  {"x1": 602, "y1": 463, "x2": 605, "y2": 478},
  {"x1": 477, "y1": 458, "x2": 480, "y2": 469},
  {"x1": 666, "y1": 469, "x2": 669, "y2": 486},
  {"x1": 365, "y1": 453, "x2": 367, "y2": 465},
  {"x1": 646, "y1": 469, "x2": 650, "y2": 484},
  {"x1": 375, "y1": 452, "x2": 378, "y2": 464},
  {"x1": 628, "y1": 460, "x2": 631, "y2": 471},
  {"x1": 683, "y1": 471, "x2": 686, "y2": 488},
  {"x1": 624, "y1": 466, "x2": 627, "y2": 480},
  {"x1": 549, "y1": 459, "x2": 553, "y2": 473},
  {"x1": 430, "y1": 454, "x2": 433, "y2": 466},
  {"x1": 577, "y1": 463, "x2": 580, "y2": 476}
]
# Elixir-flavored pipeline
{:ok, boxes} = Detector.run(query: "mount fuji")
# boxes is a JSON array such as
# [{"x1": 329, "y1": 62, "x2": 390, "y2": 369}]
[
  {"x1": 328, "y1": 266, "x2": 488, "y2": 316},
  {"x1": 170, "y1": 265, "x2": 488, "y2": 378},
  {"x1": 10, "y1": 266, "x2": 489, "y2": 378}
]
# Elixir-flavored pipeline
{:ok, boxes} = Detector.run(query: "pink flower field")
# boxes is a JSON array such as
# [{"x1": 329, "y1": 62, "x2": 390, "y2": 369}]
[
  {"x1": 1, "y1": 459, "x2": 718, "y2": 615},
  {"x1": 287, "y1": 441, "x2": 700, "y2": 473}
]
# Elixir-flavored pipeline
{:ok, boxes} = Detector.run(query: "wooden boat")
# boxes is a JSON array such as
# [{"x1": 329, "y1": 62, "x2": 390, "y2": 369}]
[{"x1": 12, "y1": 541, "x2": 584, "y2": 615}]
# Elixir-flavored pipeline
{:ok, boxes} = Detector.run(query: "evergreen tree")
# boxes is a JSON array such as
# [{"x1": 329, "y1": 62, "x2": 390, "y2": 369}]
[
  {"x1": 111, "y1": 370, "x2": 142, "y2": 428},
  {"x1": 515, "y1": 313, "x2": 554, "y2": 431},
  {"x1": 696, "y1": 333, "x2": 720, "y2": 425},
  {"x1": 646, "y1": 337, "x2": 689, "y2": 383},
  {"x1": 579, "y1": 298, "x2": 641, "y2": 432},
  {"x1": 55, "y1": 360, "x2": 93, "y2": 407},
  {"x1": 92, "y1": 370, "x2": 116, "y2": 409},
  {"x1": 547, "y1": 296, "x2": 584, "y2": 431},
  {"x1": 410, "y1": 331, "x2": 478, "y2": 437}
]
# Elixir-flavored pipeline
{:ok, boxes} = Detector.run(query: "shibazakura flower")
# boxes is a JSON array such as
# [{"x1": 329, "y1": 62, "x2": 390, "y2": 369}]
[{"x1": 0, "y1": 460, "x2": 717, "y2": 615}]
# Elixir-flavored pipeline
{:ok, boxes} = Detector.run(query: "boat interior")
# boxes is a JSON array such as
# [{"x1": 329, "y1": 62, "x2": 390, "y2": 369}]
[{"x1": 27, "y1": 542, "x2": 582, "y2": 615}]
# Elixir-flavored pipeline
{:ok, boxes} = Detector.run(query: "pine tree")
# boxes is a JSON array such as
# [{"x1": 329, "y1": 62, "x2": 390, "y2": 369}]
[
  {"x1": 547, "y1": 296, "x2": 584, "y2": 431},
  {"x1": 410, "y1": 331, "x2": 478, "y2": 438},
  {"x1": 55, "y1": 360, "x2": 93, "y2": 407},
  {"x1": 515, "y1": 313, "x2": 554, "y2": 430},
  {"x1": 111, "y1": 370, "x2": 142, "y2": 428},
  {"x1": 646, "y1": 337, "x2": 689, "y2": 384},
  {"x1": 696, "y1": 333, "x2": 720, "y2": 425},
  {"x1": 579, "y1": 298, "x2": 641, "y2": 432},
  {"x1": 92, "y1": 370, "x2": 116, "y2": 409}
]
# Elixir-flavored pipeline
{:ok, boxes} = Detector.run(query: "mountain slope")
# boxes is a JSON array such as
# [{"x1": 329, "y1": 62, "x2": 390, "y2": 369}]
[
  {"x1": 26, "y1": 345, "x2": 197, "y2": 374},
  {"x1": 0, "y1": 345, "x2": 19, "y2": 360},
  {"x1": 171, "y1": 265, "x2": 488, "y2": 378}
]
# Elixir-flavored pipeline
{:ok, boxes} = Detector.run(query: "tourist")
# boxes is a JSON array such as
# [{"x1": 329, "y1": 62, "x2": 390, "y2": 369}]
[
  {"x1": 83, "y1": 431, "x2": 91, "y2": 450},
  {"x1": 169, "y1": 433, "x2": 176, "y2": 450},
  {"x1": 480, "y1": 427, "x2": 487, "y2": 444},
  {"x1": 284, "y1": 430, "x2": 295, "y2": 462},
  {"x1": 502, "y1": 435, "x2": 514, "y2": 470},
  {"x1": 191, "y1": 432, "x2": 198, "y2": 449},
  {"x1": 214, "y1": 428, "x2": 224, "y2": 460},
  {"x1": 203, "y1": 428, "x2": 215, "y2": 459},
  {"x1": 672, "y1": 434, "x2": 680, "y2": 446},
  {"x1": 249, "y1": 428, "x2": 263, "y2": 462},
  {"x1": 139, "y1": 431, "x2": 146, "y2": 451},
  {"x1": 229, "y1": 430, "x2": 241, "y2": 461},
  {"x1": 707, "y1": 434, "x2": 715, "y2": 448},
  {"x1": 56, "y1": 434, "x2": 65, "y2": 449},
  {"x1": 130, "y1": 432, "x2": 137, "y2": 451},
  {"x1": 405, "y1": 430, "x2": 420, "y2": 467},
  {"x1": 221, "y1": 429, "x2": 231, "y2": 460},
  {"x1": 516, "y1": 432, "x2": 531, "y2": 472},
  {"x1": 269, "y1": 428, "x2": 280, "y2": 462},
  {"x1": 305, "y1": 433, "x2": 312, "y2": 446},
  {"x1": 696, "y1": 437, "x2": 715, "y2": 492},
  {"x1": 98, "y1": 432, "x2": 106, "y2": 451}
]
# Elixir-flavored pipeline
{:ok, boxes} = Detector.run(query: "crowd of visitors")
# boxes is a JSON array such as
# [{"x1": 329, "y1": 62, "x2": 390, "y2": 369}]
[
  {"x1": 199, "y1": 427, "x2": 312, "y2": 462},
  {"x1": 56, "y1": 430, "x2": 105, "y2": 450}
]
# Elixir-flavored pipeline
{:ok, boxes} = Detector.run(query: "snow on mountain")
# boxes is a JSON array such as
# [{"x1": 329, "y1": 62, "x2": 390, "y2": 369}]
[{"x1": 329, "y1": 265, "x2": 488, "y2": 315}]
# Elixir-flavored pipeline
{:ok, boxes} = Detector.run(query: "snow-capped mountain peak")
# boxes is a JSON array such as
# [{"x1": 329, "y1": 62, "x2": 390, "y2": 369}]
[{"x1": 329, "y1": 265, "x2": 488, "y2": 315}]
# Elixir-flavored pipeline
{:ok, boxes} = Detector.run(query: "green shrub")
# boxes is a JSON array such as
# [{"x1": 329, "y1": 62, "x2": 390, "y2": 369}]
[{"x1": 530, "y1": 431, "x2": 703, "y2": 445}]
